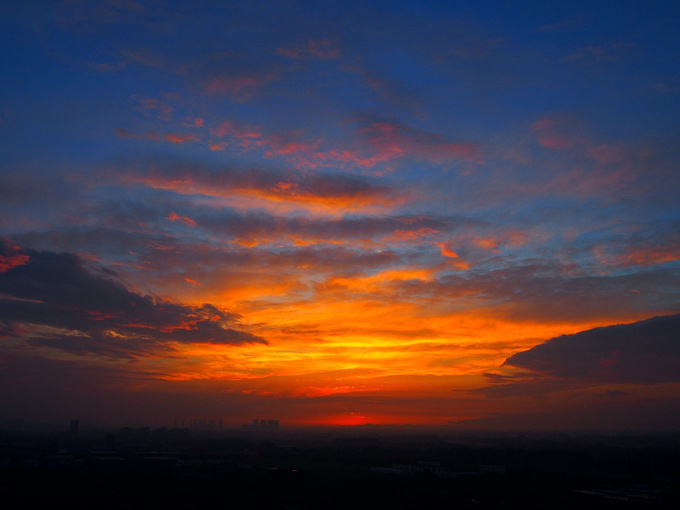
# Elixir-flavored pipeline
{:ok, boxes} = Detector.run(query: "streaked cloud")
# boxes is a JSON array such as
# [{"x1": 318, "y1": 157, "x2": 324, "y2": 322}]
[
  {"x1": 121, "y1": 159, "x2": 405, "y2": 215},
  {"x1": 163, "y1": 132, "x2": 199, "y2": 144},
  {"x1": 357, "y1": 120, "x2": 482, "y2": 163},
  {"x1": 277, "y1": 39, "x2": 341, "y2": 60}
]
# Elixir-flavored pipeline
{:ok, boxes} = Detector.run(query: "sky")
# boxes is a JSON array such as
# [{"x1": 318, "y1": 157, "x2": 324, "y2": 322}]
[{"x1": 1, "y1": 0, "x2": 680, "y2": 431}]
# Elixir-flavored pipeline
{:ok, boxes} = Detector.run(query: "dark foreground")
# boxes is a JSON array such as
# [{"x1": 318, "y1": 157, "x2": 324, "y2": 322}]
[{"x1": 2, "y1": 427, "x2": 680, "y2": 509}]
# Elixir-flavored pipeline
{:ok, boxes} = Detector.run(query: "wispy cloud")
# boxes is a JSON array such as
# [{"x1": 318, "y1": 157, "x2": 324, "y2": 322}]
[
  {"x1": 277, "y1": 39, "x2": 341, "y2": 60},
  {"x1": 135, "y1": 96, "x2": 174, "y2": 121},
  {"x1": 357, "y1": 120, "x2": 482, "y2": 163},
  {"x1": 121, "y1": 160, "x2": 405, "y2": 215},
  {"x1": 531, "y1": 116, "x2": 584, "y2": 150},
  {"x1": 164, "y1": 132, "x2": 199, "y2": 144},
  {"x1": 167, "y1": 212, "x2": 197, "y2": 227}
]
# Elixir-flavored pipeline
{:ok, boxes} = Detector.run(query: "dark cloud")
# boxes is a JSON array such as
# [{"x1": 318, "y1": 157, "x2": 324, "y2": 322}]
[
  {"x1": 505, "y1": 313, "x2": 680, "y2": 384},
  {"x1": 0, "y1": 239, "x2": 266, "y2": 358}
]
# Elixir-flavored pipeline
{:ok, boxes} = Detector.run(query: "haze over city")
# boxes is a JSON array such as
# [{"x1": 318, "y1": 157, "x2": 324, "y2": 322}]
[{"x1": 1, "y1": 0, "x2": 680, "y2": 433}]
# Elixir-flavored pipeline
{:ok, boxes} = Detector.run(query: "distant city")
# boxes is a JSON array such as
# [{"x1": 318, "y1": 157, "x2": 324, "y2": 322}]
[
  {"x1": 242, "y1": 419, "x2": 280, "y2": 431},
  {"x1": 2, "y1": 416, "x2": 680, "y2": 509}
]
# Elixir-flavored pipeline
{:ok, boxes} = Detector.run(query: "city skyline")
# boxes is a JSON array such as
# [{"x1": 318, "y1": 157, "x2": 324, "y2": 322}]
[{"x1": 1, "y1": 1, "x2": 680, "y2": 430}]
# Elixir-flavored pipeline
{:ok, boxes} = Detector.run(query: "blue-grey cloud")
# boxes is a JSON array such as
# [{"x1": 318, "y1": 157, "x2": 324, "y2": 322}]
[
  {"x1": 0, "y1": 238, "x2": 266, "y2": 358},
  {"x1": 504, "y1": 313, "x2": 680, "y2": 383}
]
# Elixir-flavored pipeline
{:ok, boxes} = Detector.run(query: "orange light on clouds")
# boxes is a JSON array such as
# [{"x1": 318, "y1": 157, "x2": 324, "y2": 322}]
[
  {"x1": 167, "y1": 212, "x2": 197, "y2": 227},
  {"x1": 129, "y1": 175, "x2": 404, "y2": 217}
]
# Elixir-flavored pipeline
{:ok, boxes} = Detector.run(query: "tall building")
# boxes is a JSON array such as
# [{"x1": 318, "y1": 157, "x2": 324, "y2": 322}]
[{"x1": 243, "y1": 419, "x2": 280, "y2": 431}]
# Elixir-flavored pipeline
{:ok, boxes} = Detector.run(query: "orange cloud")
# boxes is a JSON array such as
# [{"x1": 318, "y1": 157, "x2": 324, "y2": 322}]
[
  {"x1": 359, "y1": 121, "x2": 481, "y2": 163},
  {"x1": 263, "y1": 132, "x2": 321, "y2": 157},
  {"x1": 262, "y1": 121, "x2": 482, "y2": 172},
  {"x1": 597, "y1": 242, "x2": 680, "y2": 268},
  {"x1": 164, "y1": 133, "x2": 199, "y2": 144},
  {"x1": 212, "y1": 120, "x2": 262, "y2": 140},
  {"x1": 0, "y1": 239, "x2": 30, "y2": 273},
  {"x1": 322, "y1": 268, "x2": 435, "y2": 292},
  {"x1": 129, "y1": 168, "x2": 405, "y2": 216},
  {"x1": 209, "y1": 141, "x2": 227, "y2": 151},
  {"x1": 312, "y1": 148, "x2": 397, "y2": 169},
  {"x1": 437, "y1": 242, "x2": 471, "y2": 270},
  {"x1": 622, "y1": 247, "x2": 680, "y2": 266},
  {"x1": 167, "y1": 212, "x2": 197, "y2": 227}
]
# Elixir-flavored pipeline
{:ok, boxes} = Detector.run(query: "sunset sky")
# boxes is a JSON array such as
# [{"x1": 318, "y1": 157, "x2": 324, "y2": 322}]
[{"x1": 1, "y1": 0, "x2": 680, "y2": 431}]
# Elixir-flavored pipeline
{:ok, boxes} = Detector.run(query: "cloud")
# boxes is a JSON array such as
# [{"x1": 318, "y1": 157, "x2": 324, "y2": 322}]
[
  {"x1": 167, "y1": 212, "x2": 197, "y2": 227},
  {"x1": 211, "y1": 120, "x2": 264, "y2": 150},
  {"x1": 258, "y1": 119, "x2": 482, "y2": 172},
  {"x1": 357, "y1": 120, "x2": 482, "y2": 164},
  {"x1": 193, "y1": 211, "x2": 469, "y2": 250},
  {"x1": 504, "y1": 313, "x2": 680, "y2": 384},
  {"x1": 531, "y1": 116, "x2": 584, "y2": 150},
  {"x1": 381, "y1": 262, "x2": 680, "y2": 325},
  {"x1": 163, "y1": 132, "x2": 199, "y2": 144},
  {"x1": 0, "y1": 239, "x2": 29, "y2": 273},
  {"x1": 135, "y1": 96, "x2": 174, "y2": 121},
  {"x1": 197, "y1": 54, "x2": 279, "y2": 99},
  {"x1": 114, "y1": 128, "x2": 200, "y2": 145},
  {"x1": 276, "y1": 39, "x2": 341, "y2": 60},
  {"x1": 122, "y1": 159, "x2": 404, "y2": 215},
  {"x1": 206, "y1": 75, "x2": 267, "y2": 96},
  {"x1": 114, "y1": 127, "x2": 143, "y2": 139},
  {"x1": 0, "y1": 239, "x2": 266, "y2": 359},
  {"x1": 594, "y1": 229, "x2": 680, "y2": 268},
  {"x1": 263, "y1": 132, "x2": 322, "y2": 158}
]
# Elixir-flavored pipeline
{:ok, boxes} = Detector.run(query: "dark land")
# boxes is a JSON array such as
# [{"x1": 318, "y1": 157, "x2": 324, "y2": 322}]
[{"x1": 2, "y1": 421, "x2": 680, "y2": 509}]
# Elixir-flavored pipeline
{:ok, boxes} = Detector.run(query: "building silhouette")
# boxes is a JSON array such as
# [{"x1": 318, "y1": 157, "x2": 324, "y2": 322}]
[
  {"x1": 242, "y1": 419, "x2": 280, "y2": 431},
  {"x1": 68, "y1": 419, "x2": 79, "y2": 437}
]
